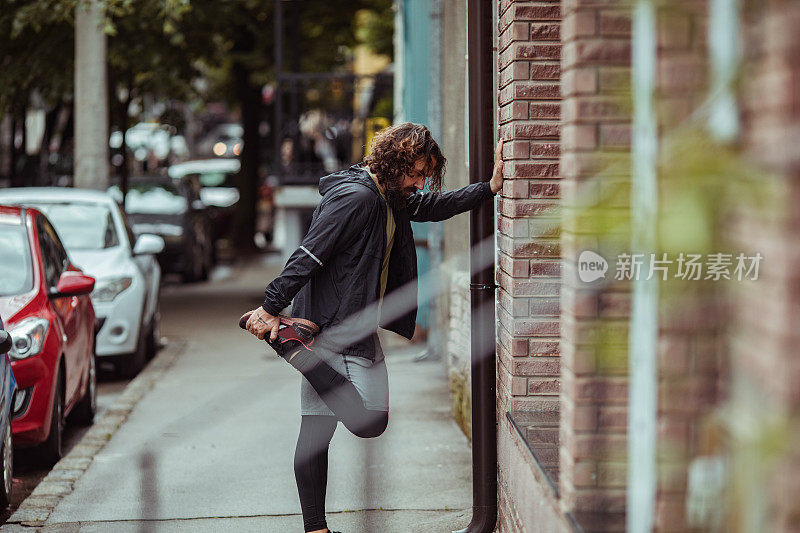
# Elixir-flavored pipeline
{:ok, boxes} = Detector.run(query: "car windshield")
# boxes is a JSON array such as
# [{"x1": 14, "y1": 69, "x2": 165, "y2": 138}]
[
  {"x1": 0, "y1": 224, "x2": 33, "y2": 296},
  {"x1": 109, "y1": 182, "x2": 187, "y2": 215},
  {"x1": 32, "y1": 203, "x2": 120, "y2": 250}
]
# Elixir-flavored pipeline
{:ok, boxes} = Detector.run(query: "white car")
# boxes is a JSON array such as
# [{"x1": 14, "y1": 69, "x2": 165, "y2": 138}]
[
  {"x1": 168, "y1": 158, "x2": 241, "y2": 208},
  {"x1": 0, "y1": 188, "x2": 164, "y2": 377}
]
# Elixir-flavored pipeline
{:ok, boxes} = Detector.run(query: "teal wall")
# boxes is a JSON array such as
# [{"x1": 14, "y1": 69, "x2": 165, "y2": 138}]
[{"x1": 397, "y1": 0, "x2": 433, "y2": 329}]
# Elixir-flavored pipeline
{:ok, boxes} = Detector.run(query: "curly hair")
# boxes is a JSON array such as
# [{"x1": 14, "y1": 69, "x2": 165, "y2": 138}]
[{"x1": 364, "y1": 122, "x2": 447, "y2": 193}]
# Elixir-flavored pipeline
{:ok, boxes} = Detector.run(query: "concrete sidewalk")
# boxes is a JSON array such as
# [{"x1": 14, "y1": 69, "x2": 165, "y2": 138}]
[{"x1": 2, "y1": 257, "x2": 473, "y2": 532}]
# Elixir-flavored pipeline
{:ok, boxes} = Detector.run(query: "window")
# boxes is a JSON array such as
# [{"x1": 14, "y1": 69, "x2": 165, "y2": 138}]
[
  {"x1": 0, "y1": 224, "x2": 33, "y2": 296},
  {"x1": 37, "y1": 216, "x2": 68, "y2": 289},
  {"x1": 31, "y1": 203, "x2": 120, "y2": 250}
]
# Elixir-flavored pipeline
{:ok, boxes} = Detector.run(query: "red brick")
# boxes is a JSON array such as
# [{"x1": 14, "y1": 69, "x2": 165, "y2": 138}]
[
  {"x1": 512, "y1": 338, "x2": 530, "y2": 357},
  {"x1": 600, "y1": 11, "x2": 631, "y2": 36},
  {"x1": 514, "y1": 162, "x2": 559, "y2": 178},
  {"x1": 597, "y1": 406, "x2": 627, "y2": 430},
  {"x1": 599, "y1": 124, "x2": 631, "y2": 148},
  {"x1": 514, "y1": 122, "x2": 560, "y2": 139},
  {"x1": 530, "y1": 102, "x2": 561, "y2": 119},
  {"x1": 569, "y1": 404, "x2": 599, "y2": 431},
  {"x1": 530, "y1": 340, "x2": 560, "y2": 355},
  {"x1": 514, "y1": 4, "x2": 561, "y2": 21},
  {"x1": 499, "y1": 252, "x2": 531, "y2": 278},
  {"x1": 513, "y1": 61, "x2": 530, "y2": 81},
  {"x1": 529, "y1": 63, "x2": 561, "y2": 80},
  {"x1": 657, "y1": 55, "x2": 707, "y2": 93},
  {"x1": 575, "y1": 378, "x2": 628, "y2": 403},
  {"x1": 498, "y1": 198, "x2": 559, "y2": 218},
  {"x1": 513, "y1": 319, "x2": 560, "y2": 336},
  {"x1": 530, "y1": 297, "x2": 560, "y2": 316},
  {"x1": 511, "y1": 376, "x2": 528, "y2": 396},
  {"x1": 529, "y1": 142, "x2": 560, "y2": 157},
  {"x1": 506, "y1": 140, "x2": 530, "y2": 160},
  {"x1": 498, "y1": 268, "x2": 561, "y2": 293},
  {"x1": 562, "y1": 10, "x2": 597, "y2": 41},
  {"x1": 511, "y1": 21, "x2": 530, "y2": 42},
  {"x1": 528, "y1": 378, "x2": 560, "y2": 395},
  {"x1": 516, "y1": 43, "x2": 561, "y2": 60},
  {"x1": 531, "y1": 22, "x2": 561, "y2": 41},
  {"x1": 562, "y1": 67, "x2": 598, "y2": 96},
  {"x1": 571, "y1": 97, "x2": 630, "y2": 122},
  {"x1": 516, "y1": 82, "x2": 560, "y2": 100},
  {"x1": 573, "y1": 460, "x2": 597, "y2": 487},
  {"x1": 529, "y1": 182, "x2": 561, "y2": 198},
  {"x1": 573, "y1": 434, "x2": 627, "y2": 461},
  {"x1": 513, "y1": 358, "x2": 560, "y2": 376},
  {"x1": 562, "y1": 124, "x2": 597, "y2": 150},
  {"x1": 501, "y1": 178, "x2": 530, "y2": 199},
  {"x1": 575, "y1": 39, "x2": 631, "y2": 64}
]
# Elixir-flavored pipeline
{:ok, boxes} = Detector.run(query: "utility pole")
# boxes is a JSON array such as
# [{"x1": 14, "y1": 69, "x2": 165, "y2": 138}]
[{"x1": 74, "y1": 0, "x2": 109, "y2": 189}]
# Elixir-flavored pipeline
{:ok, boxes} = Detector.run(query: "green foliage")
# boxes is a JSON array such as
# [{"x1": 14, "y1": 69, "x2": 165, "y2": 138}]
[{"x1": 355, "y1": 1, "x2": 394, "y2": 59}]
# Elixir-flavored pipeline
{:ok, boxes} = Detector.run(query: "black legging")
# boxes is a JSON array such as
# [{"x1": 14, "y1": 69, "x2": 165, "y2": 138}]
[{"x1": 285, "y1": 347, "x2": 388, "y2": 532}]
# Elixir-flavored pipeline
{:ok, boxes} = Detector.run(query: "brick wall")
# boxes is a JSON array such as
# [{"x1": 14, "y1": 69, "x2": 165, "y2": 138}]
[
  {"x1": 496, "y1": 0, "x2": 562, "y2": 416},
  {"x1": 730, "y1": 2, "x2": 800, "y2": 530},
  {"x1": 496, "y1": 0, "x2": 563, "y2": 530},
  {"x1": 558, "y1": 0, "x2": 632, "y2": 530}
]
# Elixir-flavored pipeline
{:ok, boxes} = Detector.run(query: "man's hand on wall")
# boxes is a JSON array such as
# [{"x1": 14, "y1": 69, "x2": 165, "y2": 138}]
[
  {"x1": 246, "y1": 307, "x2": 281, "y2": 341},
  {"x1": 490, "y1": 139, "x2": 505, "y2": 194}
]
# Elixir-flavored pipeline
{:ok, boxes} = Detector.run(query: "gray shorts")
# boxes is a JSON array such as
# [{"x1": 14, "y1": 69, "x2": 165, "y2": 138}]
[{"x1": 300, "y1": 337, "x2": 389, "y2": 416}]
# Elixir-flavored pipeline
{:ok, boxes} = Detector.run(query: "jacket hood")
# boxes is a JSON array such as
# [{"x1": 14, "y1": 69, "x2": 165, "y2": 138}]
[{"x1": 318, "y1": 164, "x2": 381, "y2": 197}]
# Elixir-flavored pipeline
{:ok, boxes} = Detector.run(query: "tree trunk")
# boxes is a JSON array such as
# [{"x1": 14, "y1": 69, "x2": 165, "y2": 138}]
[
  {"x1": 74, "y1": 0, "x2": 109, "y2": 189},
  {"x1": 231, "y1": 60, "x2": 261, "y2": 253}
]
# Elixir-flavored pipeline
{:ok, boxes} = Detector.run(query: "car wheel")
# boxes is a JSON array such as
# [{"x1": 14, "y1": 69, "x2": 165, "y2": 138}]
[
  {"x1": 0, "y1": 416, "x2": 13, "y2": 509},
  {"x1": 146, "y1": 303, "x2": 161, "y2": 360},
  {"x1": 41, "y1": 375, "x2": 64, "y2": 466},
  {"x1": 200, "y1": 240, "x2": 213, "y2": 281},
  {"x1": 119, "y1": 326, "x2": 147, "y2": 379},
  {"x1": 183, "y1": 247, "x2": 200, "y2": 283},
  {"x1": 73, "y1": 354, "x2": 97, "y2": 426}
]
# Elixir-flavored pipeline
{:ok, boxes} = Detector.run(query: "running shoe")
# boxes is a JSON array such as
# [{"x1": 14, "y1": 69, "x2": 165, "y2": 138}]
[{"x1": 238, "y1": 311, "x2": 320, "y2": 357}]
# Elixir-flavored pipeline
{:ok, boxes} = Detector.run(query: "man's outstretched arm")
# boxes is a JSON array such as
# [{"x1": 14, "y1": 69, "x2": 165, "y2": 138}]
[{"x1": 406, "y1": 140, "x2": 504, "y2": 222}]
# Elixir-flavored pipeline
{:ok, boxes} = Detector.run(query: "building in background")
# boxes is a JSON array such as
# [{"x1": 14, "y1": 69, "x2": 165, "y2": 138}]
[{"x1": 410, "y1": 0, "x2": 800, "y2": 530}]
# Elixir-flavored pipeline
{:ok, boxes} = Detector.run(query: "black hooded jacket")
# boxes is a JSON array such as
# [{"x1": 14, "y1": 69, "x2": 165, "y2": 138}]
[{"x1": 262, "y1": 164, "x2": 494, "y2": 361}]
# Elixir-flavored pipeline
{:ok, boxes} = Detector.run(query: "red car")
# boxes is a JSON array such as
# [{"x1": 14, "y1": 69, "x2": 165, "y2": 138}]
[{"x1": 0, "y1": 205, "x2": 97, "y2": 464}]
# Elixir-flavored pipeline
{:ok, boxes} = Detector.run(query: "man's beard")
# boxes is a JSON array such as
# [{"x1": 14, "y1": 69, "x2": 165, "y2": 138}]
[{"x1": 385, "y1": 184, "x2": 417, "y2": 211}]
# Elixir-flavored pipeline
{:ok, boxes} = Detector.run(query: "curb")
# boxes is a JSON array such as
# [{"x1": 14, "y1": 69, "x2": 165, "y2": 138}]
[{"x1": 2, "y1": 339, "x2": 187, "y2": 528}]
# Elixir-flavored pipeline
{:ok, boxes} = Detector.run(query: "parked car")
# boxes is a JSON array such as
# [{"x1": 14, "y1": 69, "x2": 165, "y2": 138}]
[
  {"x1": 108, "y1": 176, "x2": 213, "y2": 282},
  {"x1": 0, "y1": 188, "x2": 165, "y2": 377},
  {"x1": 168, "y1": 158, "x2": 241, "y2": 245},
  {"x1": 196, "y1": 122, "x2": 243, "y2": 158},
  {"x1": 0, "y1": 205, "x2": 96, "y2": 465},
  {"x1": 0, "y1": 318, "x2": 18, "y2": 509}
]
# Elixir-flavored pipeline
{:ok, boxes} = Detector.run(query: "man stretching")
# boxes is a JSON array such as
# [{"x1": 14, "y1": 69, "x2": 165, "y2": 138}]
[{"x1": 244, "y1": 122, "x2": 503, "y2": 533}]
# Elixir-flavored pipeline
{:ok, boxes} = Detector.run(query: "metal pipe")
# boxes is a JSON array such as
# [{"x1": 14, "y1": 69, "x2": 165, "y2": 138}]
[
  {"x1": 454, "y1": 0, "x2": 497, "y2": 531},
  {"x1": 273, "y1": 0, "x2": 283, "y2": 179}
]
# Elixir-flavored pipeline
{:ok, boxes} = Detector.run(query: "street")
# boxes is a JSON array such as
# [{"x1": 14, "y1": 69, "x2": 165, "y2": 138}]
[{"x1": 1, "y1": 257, "x2": 473, "y2": 532}]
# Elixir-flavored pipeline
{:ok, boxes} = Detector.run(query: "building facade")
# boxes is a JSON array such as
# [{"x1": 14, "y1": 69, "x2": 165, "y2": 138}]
[{"x1": 414, "y1": 0, "x2": 800, "y2": 531}]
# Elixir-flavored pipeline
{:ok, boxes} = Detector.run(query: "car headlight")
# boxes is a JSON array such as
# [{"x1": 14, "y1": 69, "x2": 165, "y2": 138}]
[
  {"x1": 92, "y1": 276, "x2": 133, "y2": 303},
  {"x1": 8, "y1": 318, "x2": 49, "y2": 360}
]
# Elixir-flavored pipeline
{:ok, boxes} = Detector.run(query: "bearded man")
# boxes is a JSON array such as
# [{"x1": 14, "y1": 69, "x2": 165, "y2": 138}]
[{"x1": 243, "y1": 122, "x2": 503, "y2": 533}]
